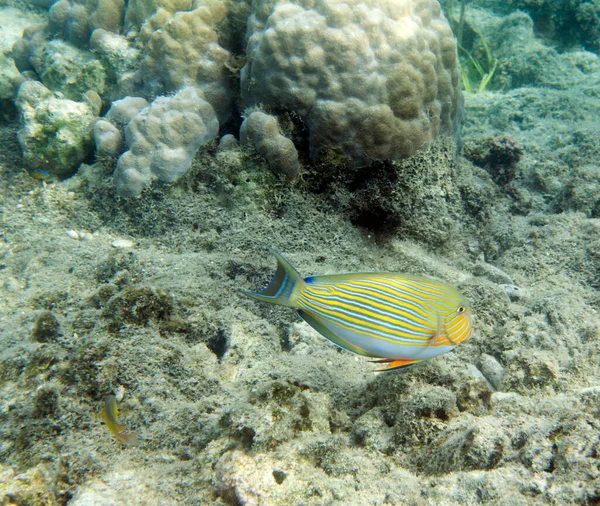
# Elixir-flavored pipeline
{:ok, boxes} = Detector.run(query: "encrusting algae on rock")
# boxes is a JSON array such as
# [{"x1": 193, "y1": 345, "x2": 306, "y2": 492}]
[{"x1": 243, "y1": 248, "x2": 473, "y2": 371}]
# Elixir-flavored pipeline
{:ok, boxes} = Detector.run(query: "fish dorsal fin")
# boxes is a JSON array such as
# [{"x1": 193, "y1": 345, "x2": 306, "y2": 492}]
[{"x1": 306, "y1": 272, "x2": 442, "y2": 285}]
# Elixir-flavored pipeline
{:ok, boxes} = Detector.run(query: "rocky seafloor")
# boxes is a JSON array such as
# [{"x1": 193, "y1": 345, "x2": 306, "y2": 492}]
[{"x1": 1, "y1": 1, "x2": 600, "y2": 505}]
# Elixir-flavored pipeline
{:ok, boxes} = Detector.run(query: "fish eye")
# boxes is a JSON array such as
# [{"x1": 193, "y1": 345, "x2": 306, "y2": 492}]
[{"x1": 457, "y1": 306, "x2": 465, "y2": 314}]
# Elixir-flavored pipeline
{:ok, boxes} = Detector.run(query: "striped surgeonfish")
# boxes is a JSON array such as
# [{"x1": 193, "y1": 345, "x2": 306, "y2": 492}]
[{"x1": 243, "y1": 249, "x2": 473, "y2": 372}]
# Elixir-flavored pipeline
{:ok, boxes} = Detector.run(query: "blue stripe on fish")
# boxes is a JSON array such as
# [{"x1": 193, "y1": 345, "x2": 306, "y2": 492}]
[{"x1": 242, "y1": 248, "x2": 473, "y2": 372}]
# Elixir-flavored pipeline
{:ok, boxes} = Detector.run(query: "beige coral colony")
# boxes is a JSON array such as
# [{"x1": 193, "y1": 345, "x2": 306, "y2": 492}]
[{"x1": 2, "y1": 0, "x2": 600, "y2": 503}]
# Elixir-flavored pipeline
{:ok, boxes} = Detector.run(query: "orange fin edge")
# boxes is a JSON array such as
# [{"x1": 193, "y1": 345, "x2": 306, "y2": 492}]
[{"x1": 371, "y1": 358, "x2": 422, "y2": 372}]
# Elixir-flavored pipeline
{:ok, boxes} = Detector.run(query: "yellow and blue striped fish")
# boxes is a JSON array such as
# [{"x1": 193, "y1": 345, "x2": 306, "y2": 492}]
[{"x1": 243, "y1": 249, "x2": 473, "y2": 371}]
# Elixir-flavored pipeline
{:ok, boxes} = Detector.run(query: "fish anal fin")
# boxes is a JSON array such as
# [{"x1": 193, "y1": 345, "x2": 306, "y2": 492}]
[
  {"x1": 371, "y1": 358, "x2": 422, "y2": 372},
  {"x1": 297, "y1": 309, "x2": 376, "y2": 358}
]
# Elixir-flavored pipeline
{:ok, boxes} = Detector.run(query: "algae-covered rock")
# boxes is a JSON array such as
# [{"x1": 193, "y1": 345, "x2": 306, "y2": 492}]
[
  {"x1": 31, "y1": 311, "x2": 62, "y2": 343},
  {"x1": 16, "y1": 80, "x2": 99, "y2": 176},
  {"x1": 40, "y1": 39, "x2": 107, "y2": 100},
  {"x1": 304, "y1": 137, "x2": 485, "y2": 245},
  {"x1": 104, "y1": 286, "x2": 174, "y2": 331},
  {"x1": 0, "y1": 52, "x2": 24, "y2": 102},
  {"x1": 89, "y1": 29, "x2": 141, "y2": 99}
]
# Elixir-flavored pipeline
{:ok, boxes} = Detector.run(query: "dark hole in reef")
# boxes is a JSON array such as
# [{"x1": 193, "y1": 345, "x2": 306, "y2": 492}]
[
  {"x1": 350, "y1": 204, "x2": 401, "y2": 235},
  {"x1": 591, "y1": 200, "x2": 600, "y2": 219},
  {"x1": 207, "y1": 328, "x2": 229, "y2": 360},
  {"x1": 238, "y1": 427, "x2": 255, "y2": 449},
  {"x1": 299, "y1": 403, "x2": 310, "y2": 418},
  {"x1": 347, "y1": 161, "x2": 402, "y2": 234},
  {"x1": 348, "y1": 160, "x2": 398, "y2": 192},
  {"x1": 545, "y1": 443, "x2": 558, "y2": 473},
  {"x1": 218, "y1": 101, "x2": 243, "y2": 140},
  {"x1": 0, "y1": 100, "x2": 17, "y2": 122},
  {"x1": 279, "y1": 326, "x2": 291, "y2": 352},
  {"x1": 487, "y1": 440, "x2": 504, "y2": 470},
  {"x1": 273, "y1": 469, "x2": 287, "y2": 484}
]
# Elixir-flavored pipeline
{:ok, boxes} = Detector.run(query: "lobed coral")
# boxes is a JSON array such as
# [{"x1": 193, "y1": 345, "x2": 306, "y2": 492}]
[
  {"x1": 240, "y1": 111, "x2": 299, "y2": 181},
  {"x1": 113, "y1": 87, "x2": 219, "y2": 197},
  {"x1": 11, "y1": 0, "x2": 463, "y2": 191},
  {"x1": 93, "y1": 97, "x2": 149, "y2": 158},
  {"x1": 138, "y1": 0, "x2": 233, "y2": 123},
  {"x1": 242, "y1": 0, "x2": 461, "y2": 163},
  {"x1": 48, "y1": 0, "x2": 125, "y2": 45}
]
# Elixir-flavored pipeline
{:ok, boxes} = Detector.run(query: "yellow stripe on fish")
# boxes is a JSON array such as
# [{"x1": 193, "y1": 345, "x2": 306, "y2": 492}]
[{"x1": 242, "y1": 248, "x2": 473, "y2": 372}]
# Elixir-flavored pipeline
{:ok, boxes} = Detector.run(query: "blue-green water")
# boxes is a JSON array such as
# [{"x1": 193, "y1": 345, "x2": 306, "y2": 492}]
[{"x1": 0, "y1": 0, "x2": 599, "y2": 503}]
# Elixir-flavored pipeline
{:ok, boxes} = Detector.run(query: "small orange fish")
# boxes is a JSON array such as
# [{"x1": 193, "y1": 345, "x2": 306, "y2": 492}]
[{"x1": 100, "y1": 395, "x2": 140, "y2": 445}]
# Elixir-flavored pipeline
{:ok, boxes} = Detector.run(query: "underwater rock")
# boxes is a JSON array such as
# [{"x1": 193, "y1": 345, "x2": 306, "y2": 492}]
[
  {"x1": 113, "y1": 87, "x2": 219, "y2": 197},
  {"x1": 352, "y1": 407, "x2": 394, "y2": 453},
  {"x1": 31, "y1": 311, "x2": 62, "y2": 343},
  {"x1": 217, "y1": 134, "x2": 240, "y2": 153},
  {"x1": 242, "y1": 0, "x2": 461, "y2": 163},
  {"x1": 478, "y1": 354, "x2": 505, "y2": 391},
  {"x1": 11, "y1": 24, "x2": 49, "y2": 76},
  {"x1": 104, "y1": 286, "x2": 174, "y2": 331},
  {"x1": 38, "y1": 39, "x2": 107, "y2": 100},
  {"x1": 89, "y1": 29, "x2": 140, "y2": 99},
  {"x1": 32, "y1": 385, "x2": 60, "y2": 419},
  {"x1": 16, "y1": 80, "x2": 99, "y2": 177},
  {"x1": 304, "y1": 137, "x2": 480, "y2": 244},
  {"x1": 0, "y1": 464, "x2": 59, "y2": 505},
  {"x1": 393, "y1": 384, "x2": 459, "y2": 446},
  {"x1": 0, "y1": 52, "x2": 24, "y2": 102},
  {"x1": 478, "y1": 0, "x2": 600, "y2": 54},
  {"x1": 502, "y1": 349, "x2": 560, "y2": 393},
  {"x1": 0, "y1": 7, "x2": 38, "y2": 101},
  {"x1": 465, "y1": 135, "x2": 523, "y2": 188}
]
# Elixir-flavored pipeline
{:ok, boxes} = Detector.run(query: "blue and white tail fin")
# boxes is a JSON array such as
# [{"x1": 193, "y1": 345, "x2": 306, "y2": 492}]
[{"x1": 242, "y1": 248, "x2": 304, "y2": 308}]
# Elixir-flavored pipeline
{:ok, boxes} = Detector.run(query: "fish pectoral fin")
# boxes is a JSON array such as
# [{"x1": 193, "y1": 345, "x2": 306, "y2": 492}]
[
  {"x1": 297, "y1": 309, "x2": 376, "y2": 358},
  {"x1": 370, "y1": 358, "x2": 422, "y2": 372}
]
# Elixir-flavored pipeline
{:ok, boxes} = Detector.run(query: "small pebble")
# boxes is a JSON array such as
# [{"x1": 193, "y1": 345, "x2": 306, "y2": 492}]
[
  {"x1": 500, "y1": 284, "x2": 524, "y2": 302},
  {"x1": 478, "y1": 354, "x2": 505, "y2": 391},
  {"x1": 112, "y1": 238, "x2": 134, "y2": 249},
  {"x1": 65, "y1": 230, "x2": 79, "y2": 240},
  {"x1": 80, "y1": 232, "x2": 94, "y2": 241}
]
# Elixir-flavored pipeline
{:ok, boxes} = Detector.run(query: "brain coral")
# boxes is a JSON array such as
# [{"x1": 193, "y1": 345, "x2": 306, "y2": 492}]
[
  {"x1": 114, "y1": 87, "x2": 219, "y2": 197},
  {"x1": 242, "y1": 0, "x2": 461, "y2": 162}
]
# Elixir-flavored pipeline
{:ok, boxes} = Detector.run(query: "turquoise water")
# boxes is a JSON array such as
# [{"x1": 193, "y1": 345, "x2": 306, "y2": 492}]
[{"x1": 0, "y1": 0, "x2": 599, "y2": 504}]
